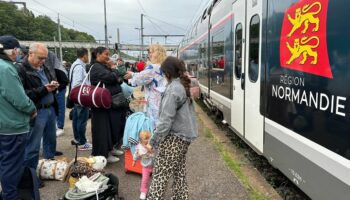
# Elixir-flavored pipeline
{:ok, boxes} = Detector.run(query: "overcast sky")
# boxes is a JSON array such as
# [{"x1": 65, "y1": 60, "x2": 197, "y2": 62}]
[{"x1": 14, "y1": 0, "x2": 210, "y2": 47}]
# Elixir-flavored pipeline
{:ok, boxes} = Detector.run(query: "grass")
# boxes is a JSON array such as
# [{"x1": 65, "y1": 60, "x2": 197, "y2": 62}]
[{"x1": 203, "y1": 127, "x2": 266, "y2": 200}]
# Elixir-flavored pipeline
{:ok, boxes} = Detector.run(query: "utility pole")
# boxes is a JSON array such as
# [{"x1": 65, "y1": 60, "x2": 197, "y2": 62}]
[
  {"x1": 141, "y1": 13, "x2": 144, "y2": 59},
  {"x1": 117, "y1": 28, "x2": 120, "y2": 55},
  {"x1": 104, "y1": 0, "x2": 108, "y2": 48},
  {"x1": 53, "y1": 36, "x2": 57, "y2": 55},
  {"x1": 135, "y1": 27, "x2": 141, "y2": 60},
  {"x1": 57, "y1": 14, "x2": 63, "y2": 63}
]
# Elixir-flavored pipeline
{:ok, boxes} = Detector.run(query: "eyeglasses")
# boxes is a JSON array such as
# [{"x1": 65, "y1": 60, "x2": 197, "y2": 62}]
[{"x1": 37, "y1": 56, "x2": 47, "y2": 61}]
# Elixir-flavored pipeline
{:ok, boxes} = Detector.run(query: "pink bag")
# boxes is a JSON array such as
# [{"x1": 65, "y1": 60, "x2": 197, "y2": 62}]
[
  {"x1": 69, "y1": 65, "x2": 112, "y2": 109},
  {"x1": 189, "y1": 76, "x2": 200, "y2": 99}
]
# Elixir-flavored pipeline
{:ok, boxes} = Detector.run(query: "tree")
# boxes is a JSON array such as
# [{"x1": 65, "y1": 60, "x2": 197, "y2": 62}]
[{"x1": 0, "y1": 2, "x2": 95, "y2": 42}]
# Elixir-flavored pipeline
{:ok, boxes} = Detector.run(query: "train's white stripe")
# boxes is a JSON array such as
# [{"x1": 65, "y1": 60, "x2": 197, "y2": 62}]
[
  {"x1": 180, "y1": 12, "x2": 233, "y2": 52},
  {"x1": 265, "y1": 118, "x2": 350, "y2": 185}
]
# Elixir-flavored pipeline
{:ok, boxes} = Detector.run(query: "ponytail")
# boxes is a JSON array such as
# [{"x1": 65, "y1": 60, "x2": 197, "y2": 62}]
[{"x1": 179, "y1": 60, "x2": 192, "y2": 100}]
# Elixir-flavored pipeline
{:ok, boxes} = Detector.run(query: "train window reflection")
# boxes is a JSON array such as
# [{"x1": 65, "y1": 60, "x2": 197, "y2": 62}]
[
  {"x1": 234, "y1": 23, "x2": 243, "y2": 80},
  {"x1": 212, "y1": 30, "x2": 225, "y2": 69},
  {"x1": 248, "y1": 15, "x2": 260, "y2": 82},
  {"x1": 198, "y1": 41, "x2": 209, "y2": 87}
]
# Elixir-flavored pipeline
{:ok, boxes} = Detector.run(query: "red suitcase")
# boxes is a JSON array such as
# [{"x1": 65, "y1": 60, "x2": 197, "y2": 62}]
[{"x1": 124, "y1": 149, "x2": 142, "y2": 174}]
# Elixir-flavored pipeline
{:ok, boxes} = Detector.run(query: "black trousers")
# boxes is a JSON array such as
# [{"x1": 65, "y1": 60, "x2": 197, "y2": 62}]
[{"x1": 91, "y1": 107, "x2": 126, "y2": 158}]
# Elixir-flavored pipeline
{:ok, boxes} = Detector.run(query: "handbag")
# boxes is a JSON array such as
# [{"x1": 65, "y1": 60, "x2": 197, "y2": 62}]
[
  {"x1": 112, "y1": 92, "x2": 129, "y2": 108},
  {"x1": 189, "y1": 76, "x2": 200, "y2": 99},
  {"x1": 69, "y1": 64, "x2": 112, "y2": 109}
]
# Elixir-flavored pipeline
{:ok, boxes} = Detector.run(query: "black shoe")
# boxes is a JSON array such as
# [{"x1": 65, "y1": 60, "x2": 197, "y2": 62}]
[
  {"x1": 39, "y1": 179, "x2": 45, "y2": 188},
  {"x1": 55, "y1": 151, "x2": 63, "y2": 156}
]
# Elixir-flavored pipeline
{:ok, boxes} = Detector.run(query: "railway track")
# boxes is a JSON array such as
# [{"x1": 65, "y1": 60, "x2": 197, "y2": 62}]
[{"x1": 196, "y1": 100, "x2": 311, "y2": 200}]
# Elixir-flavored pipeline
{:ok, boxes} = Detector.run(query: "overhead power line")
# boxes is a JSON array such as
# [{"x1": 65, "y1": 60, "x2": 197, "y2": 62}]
[
  {"x1": 28, "y1": 0, "x2": 101, "y2": 38},
  {"x1": 144, "y1": 16, "x2": 168, "y2": 35},
  {"x1": 136, "y1": 0, "x2": 147, "y2": 15},
  {"x1": 145, "y1": 15, "x2": 186, "y2": 32}
]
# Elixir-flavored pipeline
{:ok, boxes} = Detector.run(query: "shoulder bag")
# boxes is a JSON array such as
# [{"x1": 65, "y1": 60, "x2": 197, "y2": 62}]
[{"x1": 70, "y1": 64, "x2": 112, "y2": 109}]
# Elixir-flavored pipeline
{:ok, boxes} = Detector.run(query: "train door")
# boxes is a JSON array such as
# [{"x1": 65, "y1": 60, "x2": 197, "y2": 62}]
[
  {"x1": 232, "y1": 0, "x2": 263, "y2": 153},
  {"x1": 231, "y1": 0, "x2": 246, "y2": 137},
  {"x1": 244, "y1": 0, "x2": 263, "y2": 153}
]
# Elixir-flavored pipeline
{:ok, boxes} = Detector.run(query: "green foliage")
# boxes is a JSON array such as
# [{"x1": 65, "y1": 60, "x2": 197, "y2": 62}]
[
  {"x1": 0, "y1": 2, "x2": 95, "y2": 42},
  {"x1": 0, "y1": 2, "x2": 135, "y2": 63}
]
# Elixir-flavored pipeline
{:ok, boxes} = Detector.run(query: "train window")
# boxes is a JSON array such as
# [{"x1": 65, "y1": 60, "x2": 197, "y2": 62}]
[
  {"x1": 211, "y1": 30, "x2": 225, "y2": 69},
  {"x1": 234, "y1": 23, "x2": 243, "y2": 80},
  {"x1": 248, "y1": 14, "x2": 260, "y2": 82},
  {"x1": 198, "y1": 41, "x2": 209, "y2": 87}
]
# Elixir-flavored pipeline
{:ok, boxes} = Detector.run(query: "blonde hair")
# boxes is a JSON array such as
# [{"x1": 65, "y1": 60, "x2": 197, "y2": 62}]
[
  {"x1": 139, "y1": 131, "x2": 151, "y2": 142},
  {"x1": 148, "y1": 44, "x2": 166, "y2": 64}
]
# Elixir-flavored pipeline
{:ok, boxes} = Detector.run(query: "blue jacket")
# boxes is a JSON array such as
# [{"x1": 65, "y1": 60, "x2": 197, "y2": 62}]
[{"x1": 122, "y1": 112, "x2": 153, "y2": 158}]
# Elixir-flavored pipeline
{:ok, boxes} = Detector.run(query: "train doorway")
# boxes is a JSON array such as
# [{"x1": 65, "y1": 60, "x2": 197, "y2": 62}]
[{"x1": 231, "y1": 0, "x2": 264, "y2": 153}]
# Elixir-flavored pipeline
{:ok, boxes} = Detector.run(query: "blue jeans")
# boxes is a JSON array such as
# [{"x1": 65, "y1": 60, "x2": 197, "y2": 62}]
[
  {"x1": 0, "y1": 133, "x2": 27, "y2": 200},
  {"x1": 24, "y1": 106, "x2": 57, "y2": 169},
  {"x1": 56, "y1": 88, "x2": 66, "y2": 129},
  {"x1": 72, "y1": 105, "x2": 89, "y2": 145}
]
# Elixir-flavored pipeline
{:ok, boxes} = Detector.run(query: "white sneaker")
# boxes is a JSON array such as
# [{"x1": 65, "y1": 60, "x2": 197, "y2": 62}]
[
  {"x1": 110, "y1": 148, "x2": 124, "y2": 156},
  {"x1": 140, "y1": 192, "x2": 146, "y2": 200},
  {"x1": 107, "y1": 155, "x2": 120, "y2": 163},
  {"x1": 56, "y1": 128, "x2": 64, "y2": 137},
  {"x1": 78, "y1": 143, "x2": 92, "y2": 151}
]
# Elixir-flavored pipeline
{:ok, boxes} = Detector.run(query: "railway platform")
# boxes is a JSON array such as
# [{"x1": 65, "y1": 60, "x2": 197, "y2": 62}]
[{"x1": 39, "y1": 102, "x2": 280, "y2": 200}]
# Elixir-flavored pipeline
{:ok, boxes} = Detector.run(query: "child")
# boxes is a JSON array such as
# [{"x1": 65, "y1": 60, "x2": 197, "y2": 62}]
[{"x1": 133, "y1": 131, "x2": 154, "y2": 200}]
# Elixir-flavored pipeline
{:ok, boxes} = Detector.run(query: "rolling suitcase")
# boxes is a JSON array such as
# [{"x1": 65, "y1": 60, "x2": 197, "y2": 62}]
[{"x1": 124, "y1": 149, "x2": 142, "y2": 175}]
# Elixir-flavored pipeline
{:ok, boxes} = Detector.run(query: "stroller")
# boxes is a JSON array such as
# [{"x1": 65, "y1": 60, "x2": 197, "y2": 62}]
[{"x1": 61, "y1": 140, "x2": 121, "y2": 200}]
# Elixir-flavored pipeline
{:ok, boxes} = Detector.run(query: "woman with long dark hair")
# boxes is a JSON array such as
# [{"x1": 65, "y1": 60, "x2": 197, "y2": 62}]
[
  {"x1": 147, "y1": 56, "x2": 198, "y2": 200},
  {"x1": 89, "y1": 47, "x2": 126, "y2": 163}
]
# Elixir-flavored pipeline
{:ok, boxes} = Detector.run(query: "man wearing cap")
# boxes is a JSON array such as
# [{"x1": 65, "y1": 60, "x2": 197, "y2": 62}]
[
  {"x1": 0, "y1": 35, "x2": 37, "y2": 199},
  {"x1": 17, "y1": 42, "x2": 59, "y2": 181}
]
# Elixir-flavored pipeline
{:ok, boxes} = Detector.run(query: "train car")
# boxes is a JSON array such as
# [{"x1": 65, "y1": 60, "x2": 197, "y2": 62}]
[{"x1": 179, "y1": 0, "x2": 350, "y2": 199}]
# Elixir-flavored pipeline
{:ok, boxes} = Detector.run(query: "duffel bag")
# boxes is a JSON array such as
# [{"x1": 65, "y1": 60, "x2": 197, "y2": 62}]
[
  {"x1": 70, "y1": 83, "x2": 112, "y2": 109},
  {"x1": 69, "y1": 64, "x2": 112, "y2": 109}
]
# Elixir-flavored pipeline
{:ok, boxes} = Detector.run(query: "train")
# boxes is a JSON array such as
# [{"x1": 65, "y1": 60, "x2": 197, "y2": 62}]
[{"x1": 178, "y1": 0, "x2": 350, "y2": 199}]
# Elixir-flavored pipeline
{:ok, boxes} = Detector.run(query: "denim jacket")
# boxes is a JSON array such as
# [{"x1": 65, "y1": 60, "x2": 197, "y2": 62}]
[{"x1": 150, "y1": 78, "x2": 198, "y2": 148}]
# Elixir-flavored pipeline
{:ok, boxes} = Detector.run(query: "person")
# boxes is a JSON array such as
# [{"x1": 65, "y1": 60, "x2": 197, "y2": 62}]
[
  {"x1": 0, "y1": 35, "x2": 37, "y2": 200},
  {"x1": 136, "y1": 59, "x2": 146, "y2": 72},
  {"x1": 15, "y1": 44, "x2": 28, "y2": 63},
  {"x1": 116, "y1": 57, "x2": 127, "y2": 77},
  {"x1": 130, "y1": 62, "x2": 138, "y2": 73},
  {"x1": 124, "y1": 44, "x2": 167, "y2": 128},
  {"x1": 147, "y1": 56, "x2": 198, "y2": 200},
  {"x1": 132, "y1": 131, "x2": 155, "y2": 200},
  {"x1": 70, "y1": 48, "x2": 92, "y2": 151},
  {"x1": 17, "y1": 43, "x2": 59, "y2": 182},
  {"x1": 89, "y1": 47, "x2": 126, "y2": 163},
  {"x1": 45, "y1": 51, "x2": 68, "y2": 137},
  {"x1": 124, "y1": 61, "x2": 131, "y2": 71}
]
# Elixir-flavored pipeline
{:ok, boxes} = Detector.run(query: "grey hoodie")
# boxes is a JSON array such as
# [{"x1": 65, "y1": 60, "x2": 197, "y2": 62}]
[{"x1": 150, "y1": 78, "x2": 198, "y2": 148}]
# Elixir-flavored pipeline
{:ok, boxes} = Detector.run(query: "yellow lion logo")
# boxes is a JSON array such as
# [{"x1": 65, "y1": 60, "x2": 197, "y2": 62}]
[
  {"x1": 287, "y1": 1, "x2": 322, "y2": 37},
  {"x1": 286, "y1": 36, "x2": 320, "y2": 65}
]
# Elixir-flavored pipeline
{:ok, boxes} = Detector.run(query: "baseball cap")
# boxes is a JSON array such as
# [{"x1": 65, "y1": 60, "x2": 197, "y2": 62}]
[{"x1": 0, "y1": 35, "x2": 20, "y2": 50}]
